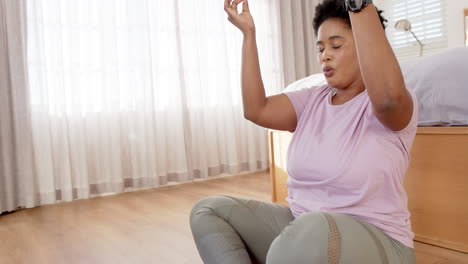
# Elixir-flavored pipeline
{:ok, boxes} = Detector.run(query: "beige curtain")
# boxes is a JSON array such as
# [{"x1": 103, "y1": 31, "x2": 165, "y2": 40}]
[
  {"x1": 1, "y1": 0, "x2": 283, "y2": 212},
  {"x1": 0, "y1": 0, "x2": 322, "y2": 213},
  {"x1": 279, "y1": 0, "x2": 322, "y2": 87},
  {"x1": 0, "y1": 0, "x2": 37, "y2": 213}
]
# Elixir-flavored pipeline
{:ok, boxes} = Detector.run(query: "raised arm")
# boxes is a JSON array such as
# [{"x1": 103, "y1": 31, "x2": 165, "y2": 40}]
[
  {"x1": 349, "y1": 3, "x2": 413, "y2": 131},
  {"x1": 224, "y1": 0, "x2": 297, "y2": 132}
]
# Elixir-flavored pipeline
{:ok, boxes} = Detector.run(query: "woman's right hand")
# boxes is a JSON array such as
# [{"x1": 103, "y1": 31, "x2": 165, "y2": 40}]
[{"x1": 224, "y1": 0, "x2": 255, "y2": 35}]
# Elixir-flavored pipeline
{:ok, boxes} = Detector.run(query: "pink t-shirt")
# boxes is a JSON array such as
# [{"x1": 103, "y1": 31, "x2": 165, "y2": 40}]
[{"x1": 283, "y1": 84, "x2": 418, "y2": 248}]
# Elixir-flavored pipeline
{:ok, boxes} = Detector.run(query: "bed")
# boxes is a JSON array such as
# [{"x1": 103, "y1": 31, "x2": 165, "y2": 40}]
[{"x1": 268, "y1": 47, "x2": 468, "y2": 253}]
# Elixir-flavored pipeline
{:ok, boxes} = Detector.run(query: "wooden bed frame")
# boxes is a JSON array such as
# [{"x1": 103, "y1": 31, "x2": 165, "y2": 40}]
[{"x1": 268, "y1": 127, "x2": 468, "y2": 253}]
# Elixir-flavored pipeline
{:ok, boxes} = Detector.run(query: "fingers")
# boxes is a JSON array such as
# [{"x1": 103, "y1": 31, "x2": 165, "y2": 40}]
[
  {"x1": 224, "y1": 0, "x2": 236, "y2": 16},
  {"x1": 224, "y1": 0, "x2": 244, "y2": 15},
  {"x1": 242, "y1": 0, "x2": 249, "y2": 12},
  {"x1": 231, "y1": 0, "x2": 243, "y2": 11}
]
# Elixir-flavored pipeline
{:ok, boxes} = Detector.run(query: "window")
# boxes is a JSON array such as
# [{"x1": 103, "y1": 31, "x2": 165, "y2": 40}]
[
  {"x1": 26, "y1": 0, "x2": 283, "y2": 115},
  {"x1": 384, "y1": 0, "x2": 447, "y2": 60}
]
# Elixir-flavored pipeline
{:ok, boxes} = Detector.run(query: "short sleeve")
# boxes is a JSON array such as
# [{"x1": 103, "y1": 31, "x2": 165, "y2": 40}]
[{"x1": 283, "y1": 87, "x2": 315, "y2": 122}]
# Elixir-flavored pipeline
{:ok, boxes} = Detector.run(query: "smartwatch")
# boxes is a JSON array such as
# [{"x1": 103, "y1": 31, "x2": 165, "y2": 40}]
[{"x1": 345, "y1": 0, "x2": 373, "y2": 12}]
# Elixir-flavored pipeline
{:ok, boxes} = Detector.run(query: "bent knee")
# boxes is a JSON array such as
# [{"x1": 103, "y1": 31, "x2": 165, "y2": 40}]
[
  {"x1": 189, "y1": 195, "x2": 239, "y2": 225},
  {"x1": 190, "y1": 196, "x2": 222, "y2": 219}
]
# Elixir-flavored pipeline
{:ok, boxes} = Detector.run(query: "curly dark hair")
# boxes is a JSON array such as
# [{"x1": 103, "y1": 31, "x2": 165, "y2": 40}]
[{"x1": 313, "y1": 0, "x2": 388, "y2": 36}]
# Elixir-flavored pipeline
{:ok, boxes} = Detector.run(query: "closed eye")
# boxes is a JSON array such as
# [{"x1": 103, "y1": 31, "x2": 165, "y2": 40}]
[{"x1": 318, "y1": 45, "x2": 342, "y2": 53}]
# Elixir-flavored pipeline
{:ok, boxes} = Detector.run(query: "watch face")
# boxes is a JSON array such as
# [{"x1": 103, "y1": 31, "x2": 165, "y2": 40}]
[{"x1": 349, "y1": 0, "x2": 363, "y2": 10}]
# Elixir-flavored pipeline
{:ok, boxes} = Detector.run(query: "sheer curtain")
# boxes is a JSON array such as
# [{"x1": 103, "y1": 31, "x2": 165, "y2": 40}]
[
  {"x1": 279, "y1": 0, "x2": 321, "y2": 86},
  {"x1": 1, "y1": 0, "x2": 284, "y2": 211}
]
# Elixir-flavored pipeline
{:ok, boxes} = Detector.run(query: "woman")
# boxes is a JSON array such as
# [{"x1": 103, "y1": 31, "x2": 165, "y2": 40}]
[{"x1": 190, "y1": 0, "x2": 417, "y2": 263}]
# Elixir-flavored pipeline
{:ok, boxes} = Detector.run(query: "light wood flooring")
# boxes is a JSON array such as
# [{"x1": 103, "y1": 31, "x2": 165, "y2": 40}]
[{"x1": 0, "y1": 171, "x2": 467, "y2": 264}]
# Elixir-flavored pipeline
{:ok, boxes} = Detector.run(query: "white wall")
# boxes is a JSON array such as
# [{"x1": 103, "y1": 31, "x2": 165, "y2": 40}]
[
  {"x1": 374, "y1": 0, "x2": 384, "y2": 9},
  {"x1": 446, "y1": 0, "x2": 468, "y2": 48}
]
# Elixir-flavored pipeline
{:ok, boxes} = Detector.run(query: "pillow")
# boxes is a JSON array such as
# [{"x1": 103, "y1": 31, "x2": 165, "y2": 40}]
[
  {"x1": 283, "y1": 47, "x2": 468, "y2": 126},
  {"x1": 400, "y1": 47, "x2": 468, "y2": 126}
]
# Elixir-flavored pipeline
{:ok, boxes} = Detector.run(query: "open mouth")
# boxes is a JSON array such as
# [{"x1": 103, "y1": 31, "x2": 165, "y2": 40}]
[{"x1": 323, "y1": 67, "x2": 335, "y2": 77}]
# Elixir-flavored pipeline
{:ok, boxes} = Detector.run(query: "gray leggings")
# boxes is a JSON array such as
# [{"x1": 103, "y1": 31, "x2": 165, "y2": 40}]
[{"x1": 190, "y1": 195, "x2": 415, "y2": 264}]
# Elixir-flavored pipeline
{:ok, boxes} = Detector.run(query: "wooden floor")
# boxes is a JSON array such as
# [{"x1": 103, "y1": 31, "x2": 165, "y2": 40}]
[{"x1": 0, "y1": 171, "x2": 467, "y2": 264}]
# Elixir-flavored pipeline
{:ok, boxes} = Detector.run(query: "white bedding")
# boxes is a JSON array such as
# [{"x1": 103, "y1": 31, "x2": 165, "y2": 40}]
[{"x1": 283, "y1": 47, "x2": 468, "y2": 126}]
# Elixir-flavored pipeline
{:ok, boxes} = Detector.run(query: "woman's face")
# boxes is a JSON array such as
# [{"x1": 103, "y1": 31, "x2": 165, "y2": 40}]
[{"x1": 316, "y1": 18, "x2": 362, "y2": 89}]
